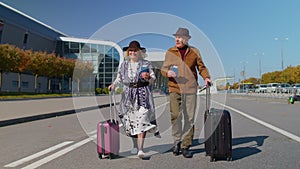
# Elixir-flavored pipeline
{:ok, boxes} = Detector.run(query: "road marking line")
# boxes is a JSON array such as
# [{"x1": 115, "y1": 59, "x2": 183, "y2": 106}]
[
  {"x1": 4, "y1": 141, "x2": 74, "y2": 168},
  {"x1": 215, "y1": 101, "x2": 300, "y2": 143},
  {"x1": 21, "y1": 137, "x2": 93, "y2": 169},
  {"x1": 16, "y1": 102, "x2": 169, "y2": 169}
]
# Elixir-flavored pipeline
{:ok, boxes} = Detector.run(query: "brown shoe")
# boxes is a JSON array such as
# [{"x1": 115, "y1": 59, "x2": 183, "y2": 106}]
[
  {"x1": 181, "y1": 148, "x2": 192, "y2": 158},
  {"x1": 172, "y1": 143, "x2": 180, "y2": 156}
]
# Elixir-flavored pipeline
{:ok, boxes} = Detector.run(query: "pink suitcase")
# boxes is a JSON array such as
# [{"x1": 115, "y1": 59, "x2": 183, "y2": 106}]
[{"x1": 97, "y1": 91, "x2": 120, "y2": 159}]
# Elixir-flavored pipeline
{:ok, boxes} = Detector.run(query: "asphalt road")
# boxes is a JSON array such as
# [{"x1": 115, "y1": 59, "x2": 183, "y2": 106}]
[{"x1": 0, "y1": 94, "x2": 300, "y2": 169}]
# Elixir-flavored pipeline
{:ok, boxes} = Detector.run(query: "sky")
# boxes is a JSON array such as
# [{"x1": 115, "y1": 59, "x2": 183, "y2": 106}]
[{"x1": 1, "y1": 0, "x2": 300, "y2": 83}]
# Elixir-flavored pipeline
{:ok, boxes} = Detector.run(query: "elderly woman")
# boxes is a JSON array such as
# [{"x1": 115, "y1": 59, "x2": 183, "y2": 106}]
[{"x1": 108, "y1": 40, "x2": 159, "y2": 158}]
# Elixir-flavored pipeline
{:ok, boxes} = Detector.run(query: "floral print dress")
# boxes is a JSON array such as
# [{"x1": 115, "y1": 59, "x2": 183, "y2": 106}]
[{"x1": 114, "y1": 59, "x2": 158, "y2": 135}]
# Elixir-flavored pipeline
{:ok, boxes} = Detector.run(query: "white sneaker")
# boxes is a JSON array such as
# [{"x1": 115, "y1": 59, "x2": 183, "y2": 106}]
[
  {"x1": 131, "y1": 148, "x2": 138, "y2": 155},
  {"x1": 137, "y1": 150, "x2": 145, "y2": 158}
]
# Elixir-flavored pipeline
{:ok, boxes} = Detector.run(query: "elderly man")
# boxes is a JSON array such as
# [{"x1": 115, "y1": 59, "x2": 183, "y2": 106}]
[{"x1": 161, "y1": 28, "x2": 211, "y2": 158}]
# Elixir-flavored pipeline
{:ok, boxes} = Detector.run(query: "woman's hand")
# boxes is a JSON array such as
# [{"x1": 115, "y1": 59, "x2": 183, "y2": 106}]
[
  {"x1": 108, "y1": 84, "x2": 115, "y2": 91},
  {"x1": 141, "y1": 72, "x2": 151, "y2": 80}
]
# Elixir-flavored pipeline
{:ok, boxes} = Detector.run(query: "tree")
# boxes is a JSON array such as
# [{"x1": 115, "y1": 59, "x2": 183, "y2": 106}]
[
  {"x1": 0, "y1": 44, "x2": 92, "y2": 94},
  {"x1": 7, "y1": 46, "x2": 32, "y2": 92},
  {"x1": 17, "y1": 48, "x2": 32, "y2": 92},
  {"x1": 295, "y1": 66, "x2": 300, "y2": 83},
  {"x1": 281, "y1": 66, "x2": 295, "y2": 84},
  {"x1": 232, "y1": 82, "x2": 239, "y2": 90},
  {"x1": 261, "y1": 66, "x2": 300, "y2": 84},
  {"x1": 55, "y1": 56, "x2": 75, "y2": 93},
  {"x1": 244, "y1": 77, "x2": 260, "y2": 85},
  {"x1": 73, "y1": 60, "x2": 94, "y2": 93},
  {"x1": 44, "y1": 53, "x2": 58, "y2": 93},
  {"x1": 54, "y1": 56, "x2": 65, "y2": 93},
  {"x1": 28, "y1": 51, "x2": 48, "y2": 93},
  {"x1": 0, "y1": 44, "x2": 13, "y2": 92},
  {"x1": 63, "y1": 58, "x2": 75, "y2": 93},
  {"x1": 261, "y1": 71, "x2": 281, "y2": 84}
]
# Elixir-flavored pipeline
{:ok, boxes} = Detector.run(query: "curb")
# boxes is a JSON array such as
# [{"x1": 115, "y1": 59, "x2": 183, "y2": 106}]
[
  {"x1": 0, "y1": 103, "x2": 111, "y2": 127},
  {"x1": 0, "y1": 95, "x2": 164, "y2": 128}
]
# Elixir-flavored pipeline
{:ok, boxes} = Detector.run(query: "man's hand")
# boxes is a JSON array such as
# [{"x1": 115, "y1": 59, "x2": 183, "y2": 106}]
[
  {"x1": 167, "y1": 70, "x2": 176, "y2": 78},
  {"x1": 205, "y1": 78, "x2": 212, "y2": 86}
]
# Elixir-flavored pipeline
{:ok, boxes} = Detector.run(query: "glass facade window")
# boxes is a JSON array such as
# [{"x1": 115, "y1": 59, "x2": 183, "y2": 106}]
[
  {"x1": 55, "y1": 39, "x2": 121, "y2": 89},
  {"x1": 23, "y1": 32, "x2": 28, "y2": 44},
  {"x1": 70, "y1": 42, "x2": 79, "y2": 49}
]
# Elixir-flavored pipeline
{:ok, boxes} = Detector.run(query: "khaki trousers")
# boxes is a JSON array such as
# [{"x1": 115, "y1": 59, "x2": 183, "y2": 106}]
[{"x1": 169, "y1": 92, "x2": 196, "y2": 149}]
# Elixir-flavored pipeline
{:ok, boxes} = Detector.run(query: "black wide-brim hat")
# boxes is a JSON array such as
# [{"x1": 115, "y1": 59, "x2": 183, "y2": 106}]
[{"x1": 122, "y1": 40, "x2": 146, "y2": 52}]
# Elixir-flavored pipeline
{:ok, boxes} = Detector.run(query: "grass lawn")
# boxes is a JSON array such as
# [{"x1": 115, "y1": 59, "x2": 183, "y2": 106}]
[{"x1": 0, "y1": 92, "x2": 72, "y2": 100}]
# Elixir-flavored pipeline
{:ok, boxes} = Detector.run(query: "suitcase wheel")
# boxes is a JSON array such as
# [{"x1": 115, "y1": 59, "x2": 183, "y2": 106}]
[
  {"x1": 108, "y1": 153, "x2": 119, "y2": 159},
  {"x1": 210, "y1": 157, "x2": 216, "y2": 162}
]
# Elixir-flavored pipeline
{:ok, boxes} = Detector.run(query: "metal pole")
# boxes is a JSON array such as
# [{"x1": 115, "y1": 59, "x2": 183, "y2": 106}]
[
  {"x1": 274, "y1": 37, "x2": 288, "y2": 71},
  {"x1": 259, "y1": 58, "x2": 261, "y2": 83},
  {"x1": 243, "y1": 63, "x2": 245, "y2": 92},
  {"x1": 281, "y1": 45, "x2": 284, "y2": 70},
  {"x1": 254, "y1": 52, "x2": 263, "y2": 84}
]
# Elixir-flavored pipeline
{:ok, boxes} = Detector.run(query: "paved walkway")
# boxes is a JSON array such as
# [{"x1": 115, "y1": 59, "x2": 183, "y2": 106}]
[{"x1": 0, "y1": 95, "x2": 119, "y2": 127}]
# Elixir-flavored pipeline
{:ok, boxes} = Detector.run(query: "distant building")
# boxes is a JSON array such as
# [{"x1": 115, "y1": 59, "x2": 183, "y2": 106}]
[
  {"x1": 0, "y1": 2, "x2": 67, "y2": 52},
  {"x1": 0, "y1": 2, "x2": 123, "y2": 93}
]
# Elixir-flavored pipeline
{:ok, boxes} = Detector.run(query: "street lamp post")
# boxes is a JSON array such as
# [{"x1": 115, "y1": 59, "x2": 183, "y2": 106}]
[
  {"x1": 254, "y1": 52, "x2": 264, "y2": 84},
  {"x1": 240, "y1": 61, "x2": 248, "y2": 92},
  {"x1": 274, "y1": 37, "x2": 288, "y2": 71}
]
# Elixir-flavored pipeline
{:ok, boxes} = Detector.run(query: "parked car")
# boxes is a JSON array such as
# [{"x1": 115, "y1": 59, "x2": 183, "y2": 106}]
[
  {"x1": 292, "y1": 83, "x2": 300, "y2": 94},
  {"x1": 255, "y1": 84, "x2": 267, "y2": 93},
  {"x1": 275, "y1": 83, "x2": 293, "y2": 93},
  {"x1": 266, "y1": 83, "x2": 280, "y2": 93}
]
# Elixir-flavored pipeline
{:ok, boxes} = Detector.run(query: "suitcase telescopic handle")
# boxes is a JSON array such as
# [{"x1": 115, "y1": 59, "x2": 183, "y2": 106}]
[
  {"x1": 205, "y1": 82, "x2": 212, "y2": 112},
  {"x1": 198, "y1": 82, "x2": 212, "y2": 112},
  {"x1": 206, "y1": 86, "x2": 210, "y2": 112},
  {"x1": 109, "y1": 90, "x2": 117, "y2": 123},
  {"x1": 112, "y1": 90, "x2": 117, "y2": 121}
]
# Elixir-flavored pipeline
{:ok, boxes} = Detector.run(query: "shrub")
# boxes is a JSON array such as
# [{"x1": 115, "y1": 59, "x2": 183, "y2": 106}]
[
  {"x1": 95, "y1": 88, "x2": 102, "y2": 94},
  {"x1": 102, "y1": 87, "x2": 109, "y2": 94}
]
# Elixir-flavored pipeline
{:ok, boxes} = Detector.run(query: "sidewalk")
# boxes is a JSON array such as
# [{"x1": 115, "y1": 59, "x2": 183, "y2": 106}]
[{"x1": 0, "y1": 95, "x2": 117, "y2": 127}]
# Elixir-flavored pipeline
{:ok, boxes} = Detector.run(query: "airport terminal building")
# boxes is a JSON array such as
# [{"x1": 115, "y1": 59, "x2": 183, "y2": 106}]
[{"x1": 0, "y1": 2, "x2": 125, "y2": 93}]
